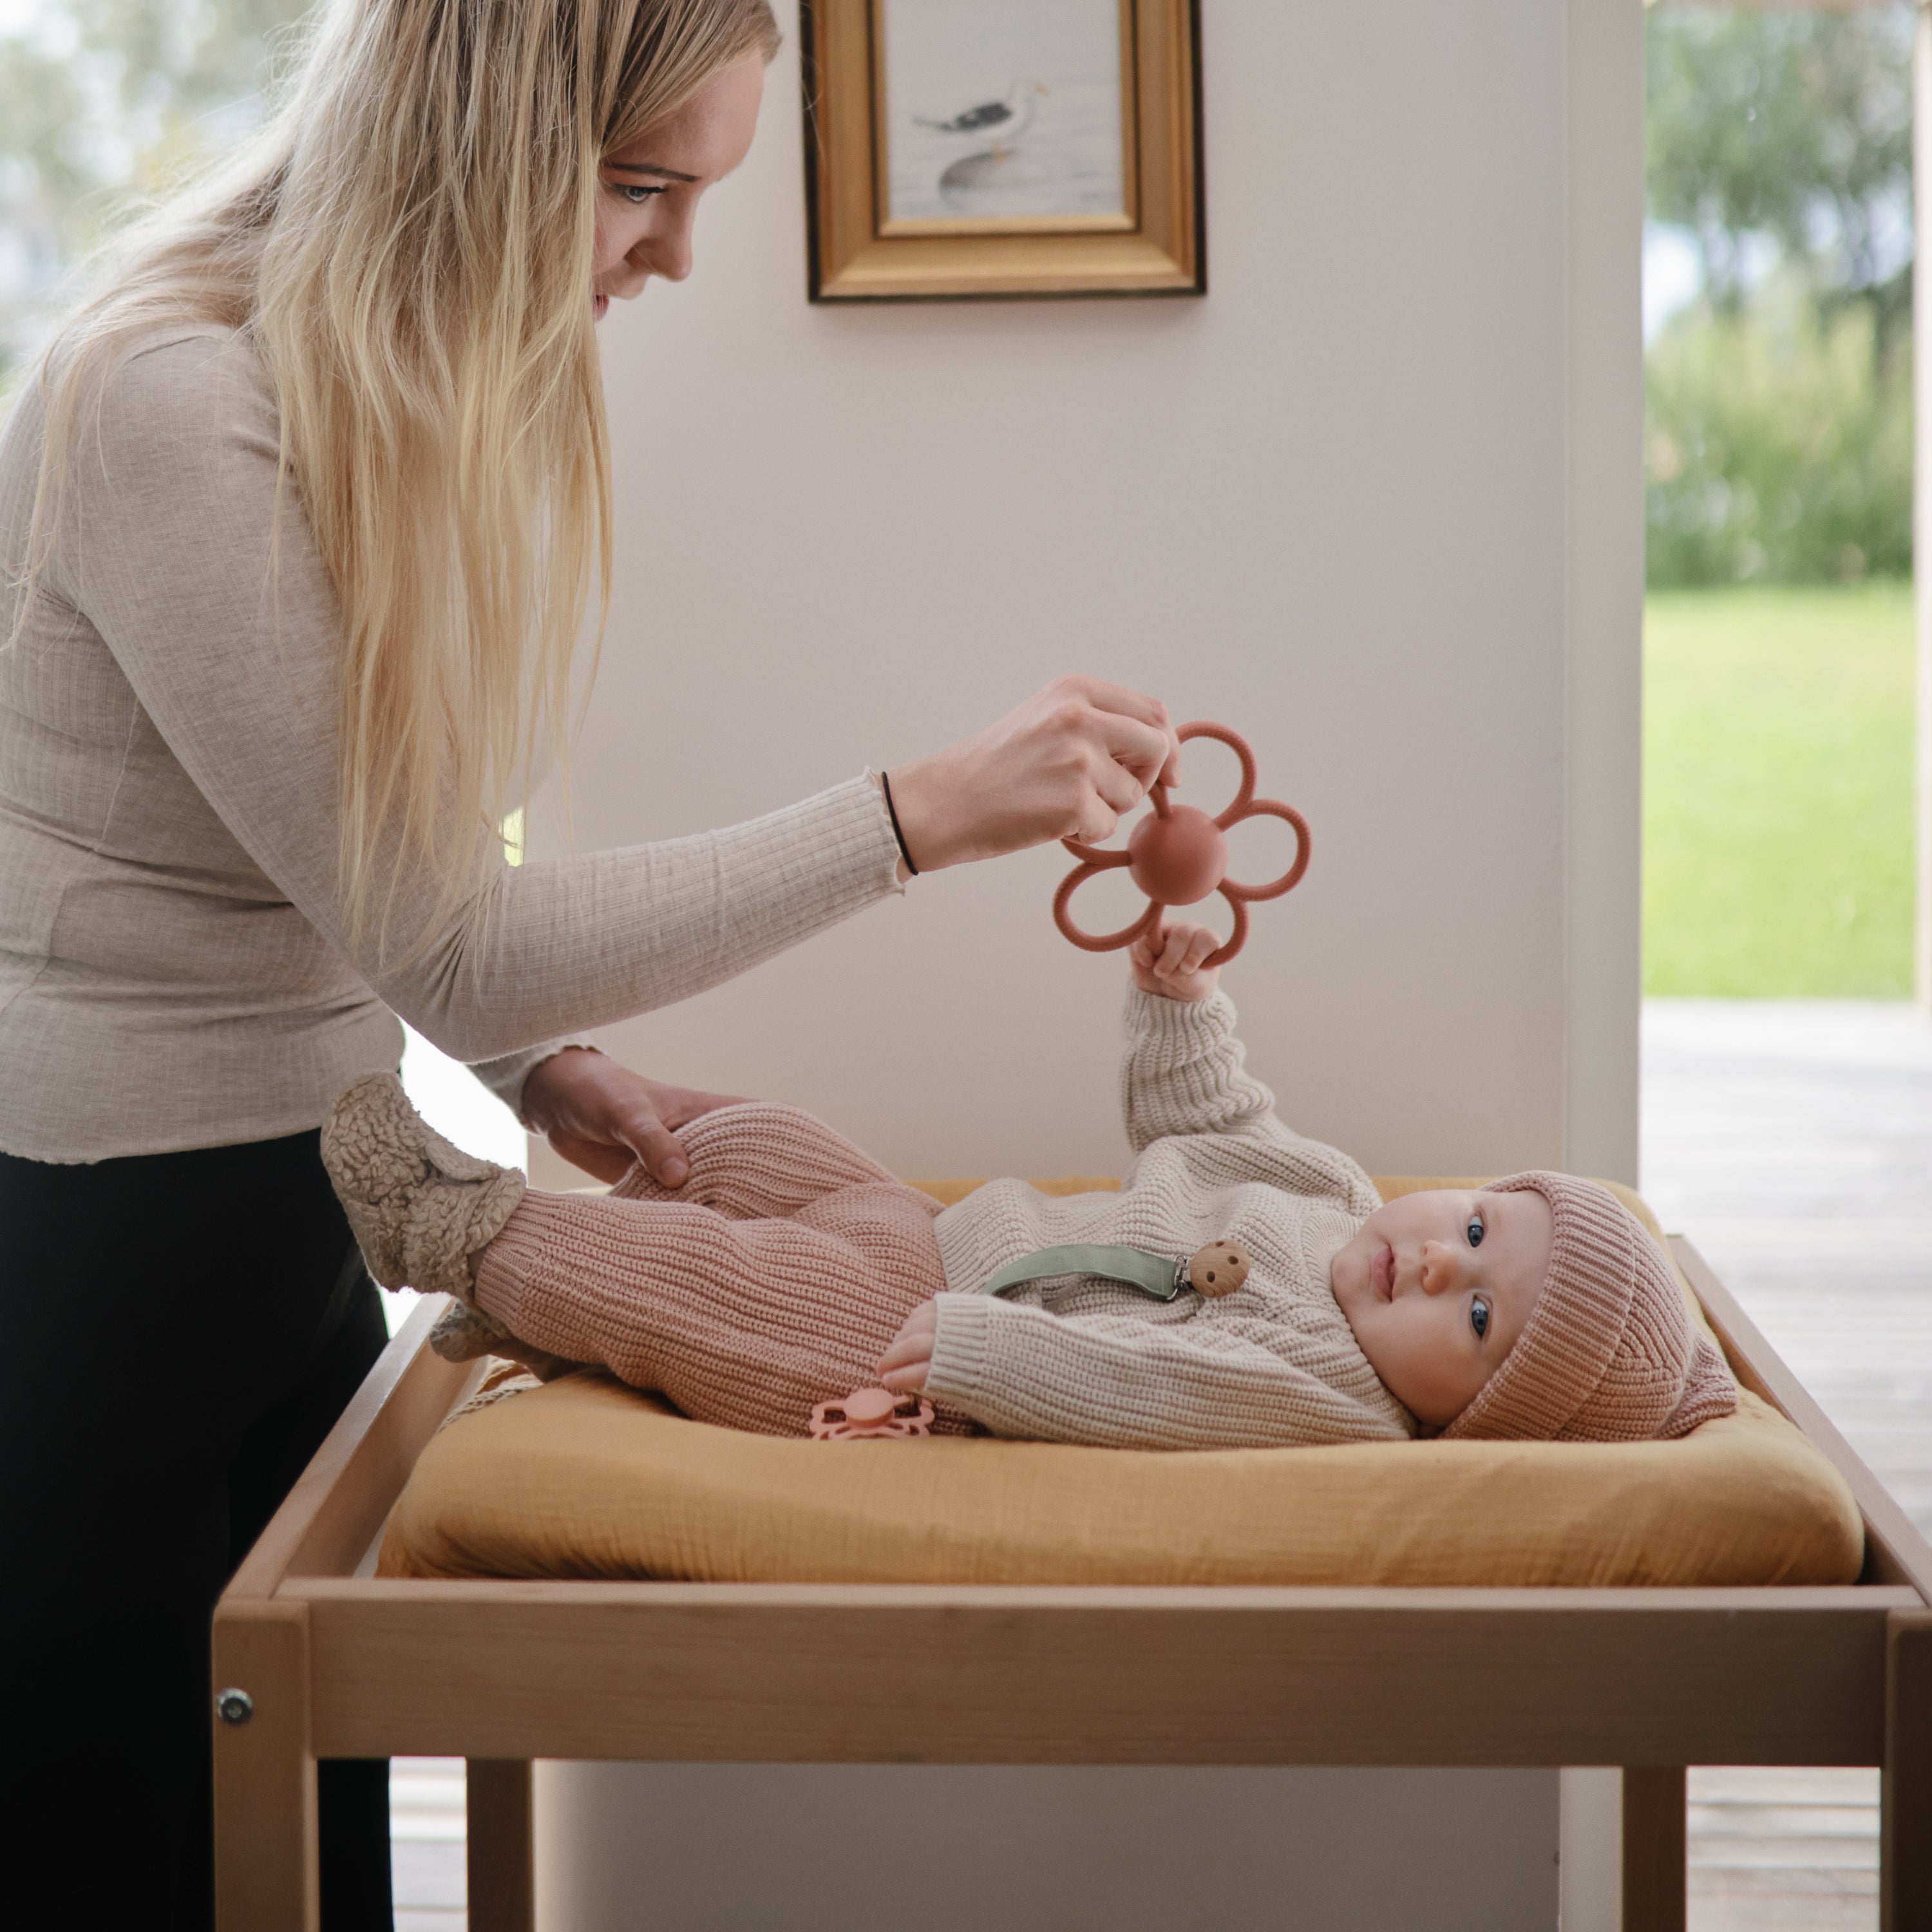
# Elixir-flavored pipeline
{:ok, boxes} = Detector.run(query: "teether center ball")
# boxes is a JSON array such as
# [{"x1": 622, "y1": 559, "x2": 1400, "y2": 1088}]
[
  {"x1": 1053, "y1": 721, "x2": 1311, "y2": 970},
  {"x1": 1126, "y1": 804, "x2": 1226, "y2": 907}
]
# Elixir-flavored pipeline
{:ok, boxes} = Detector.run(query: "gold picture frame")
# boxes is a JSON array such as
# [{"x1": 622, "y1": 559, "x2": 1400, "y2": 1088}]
[{"x1": 802, "y1": 0, "x2": 1204, "y2": 302}]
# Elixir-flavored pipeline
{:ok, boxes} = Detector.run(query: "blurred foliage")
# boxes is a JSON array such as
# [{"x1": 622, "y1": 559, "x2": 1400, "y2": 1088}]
[
  {"x1": 1647, "y1": 274, "x2": 1912, "y2": 587},
  {"x1": 0, "y1": 0, "x2": 309, "y2": 399},
  {"x1": 1645, "y1": 6, "x2": 1915, "y2": 587},
  {"x1": 1648, "y1": 5, "x2": 1913, "y2": 342}
]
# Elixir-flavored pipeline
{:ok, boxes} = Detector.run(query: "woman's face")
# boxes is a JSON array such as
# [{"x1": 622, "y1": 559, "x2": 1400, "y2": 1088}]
[{"x1": 592, "y1": 51, "x2": 766, "y2": 320}]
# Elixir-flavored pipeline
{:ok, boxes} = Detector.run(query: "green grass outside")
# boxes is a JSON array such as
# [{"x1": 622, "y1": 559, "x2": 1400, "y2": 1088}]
[{"x1": 1644, "y1": 582, "x2": 1916, "y2": 997}]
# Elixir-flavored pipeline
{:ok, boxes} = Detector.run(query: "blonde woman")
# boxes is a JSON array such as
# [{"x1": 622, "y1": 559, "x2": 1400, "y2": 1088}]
[{"x1": 0, "y1": 1, "x2": 1179, "y2": 1922}]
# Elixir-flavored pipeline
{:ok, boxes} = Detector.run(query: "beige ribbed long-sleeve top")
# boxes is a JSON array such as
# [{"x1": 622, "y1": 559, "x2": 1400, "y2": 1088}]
[
  {"x1": 926, "y1": 987, "x2": 1416, "y2": 1448},
  {"x1": 0, "y1": 326, "x2": 903, "y2": 1162}
]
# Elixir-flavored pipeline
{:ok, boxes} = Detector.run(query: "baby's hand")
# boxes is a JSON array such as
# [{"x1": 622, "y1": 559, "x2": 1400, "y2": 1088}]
[
  {"x1": 878, "y1": 1298, "x2": 938, "y2": 1392},
  {"x1": 1129, "y1": 920, "x2": 1222, "y2": 1001}
]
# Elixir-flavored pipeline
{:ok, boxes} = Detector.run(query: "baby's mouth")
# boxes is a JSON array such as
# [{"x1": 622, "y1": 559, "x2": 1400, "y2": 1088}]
[{"x1": 1374, "y1": 1243, "x2": 1394, "y2": 1300}]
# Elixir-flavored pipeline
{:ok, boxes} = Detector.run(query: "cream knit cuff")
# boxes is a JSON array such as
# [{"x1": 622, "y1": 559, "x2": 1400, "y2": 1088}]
[
  {"x1": 1123, "y1": 981, "x2": 1238, "y2": 1039},
  {"x1": 925, "y1": 1290, "x2": 998, "y2": 1414}
]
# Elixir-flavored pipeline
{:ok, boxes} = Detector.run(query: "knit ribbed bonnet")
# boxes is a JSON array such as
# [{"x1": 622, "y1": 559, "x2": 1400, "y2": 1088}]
[{"x1": 1442, "y1": 1171, "x2": 1736, "y2": 1443}]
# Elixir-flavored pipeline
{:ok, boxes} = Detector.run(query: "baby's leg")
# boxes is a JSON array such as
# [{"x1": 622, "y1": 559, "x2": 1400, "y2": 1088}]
[
  {"x1": 473, "y1": 1177, "x2": 959, "y2": 1437},
  {"x1": 609, "y1": 1102, "x2": 909, "y2": 1220}
]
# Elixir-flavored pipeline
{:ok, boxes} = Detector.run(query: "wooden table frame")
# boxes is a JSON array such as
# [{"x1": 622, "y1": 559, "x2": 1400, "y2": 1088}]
[{"x1": 213, "y1": 1237, "x2": 1932, "y2": 1931}]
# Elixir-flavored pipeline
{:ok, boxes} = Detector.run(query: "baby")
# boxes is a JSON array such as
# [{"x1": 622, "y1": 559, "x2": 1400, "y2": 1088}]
[{"x1": 322, "y1": 920, "x2": 1736, "y2": 1448}]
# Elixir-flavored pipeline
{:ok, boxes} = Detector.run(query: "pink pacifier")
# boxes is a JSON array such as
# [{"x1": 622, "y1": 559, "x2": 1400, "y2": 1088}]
[
  {"x1": 1053, "y1": 721, "x2": 1311, "y2": 969},
  {"x1": 809, "y1": 1387, "x2": 935, "y2": 1441}
]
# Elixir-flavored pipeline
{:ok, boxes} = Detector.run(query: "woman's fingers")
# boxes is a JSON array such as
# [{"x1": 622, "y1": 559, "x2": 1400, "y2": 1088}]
[
  {"x1": 887, "y1": 674, "x2": 1179, "y2": 871},
  {"x1": 1072, "y1": 678, "x2": 1181, "y2": 788},
  {"x1": 611, "y1": 1106, "x2": 691, "y2": 1189},
  {"x1": 543, "y1": 1128, "x2": 639, "y2": 1186},
  {"x1": 639, "y1": 1077, "x2": 751, "y2": 1133},
  {"x1": 520, "y1": 1048, "x2": 703, "y2": 1187}
]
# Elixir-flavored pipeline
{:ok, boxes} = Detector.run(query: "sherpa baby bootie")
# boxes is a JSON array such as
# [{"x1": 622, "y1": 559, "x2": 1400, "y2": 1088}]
[{"x1": 321, "y1": 1072, "x2": 527, "y2": 1301}]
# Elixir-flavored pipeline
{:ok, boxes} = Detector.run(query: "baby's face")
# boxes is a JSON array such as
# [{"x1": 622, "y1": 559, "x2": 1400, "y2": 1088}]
[{"x1": 1329, "y1": 1188, "x2": 1553, "y2": 1428}]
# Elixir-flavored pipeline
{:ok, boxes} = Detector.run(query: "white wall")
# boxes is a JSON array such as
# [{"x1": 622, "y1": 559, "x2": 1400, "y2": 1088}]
[
  {"x1": 531, "y1": 0, "x2": 1641, "y2": 1194},
  {"x1": 528, "y1": 0, "x2": 1643, "y2": 1919},
  {"x1": 533, "y1": 1763, "x2": 1561, "y2": 1932}
]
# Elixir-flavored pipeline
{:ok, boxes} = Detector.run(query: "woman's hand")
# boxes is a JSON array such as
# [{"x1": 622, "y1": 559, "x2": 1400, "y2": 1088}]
[
  {"x1": 878, "y1": 1298, "x2": 938, "y2": 1394},
  {"x1": 518, "y1": 1046, "x2": 748, "y2": 1187},
  {"x1": 1129, "y1": 920, "x2": 1223, "y2": 1003},
  {"x1": 885, "y1": 676, "x2": 1181, "y2": 875}
]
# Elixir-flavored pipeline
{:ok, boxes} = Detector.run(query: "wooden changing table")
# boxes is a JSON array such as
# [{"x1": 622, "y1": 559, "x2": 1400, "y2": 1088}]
[{"x1": 211, "y1": 1238, "x2": 1932, "y2": 1931}]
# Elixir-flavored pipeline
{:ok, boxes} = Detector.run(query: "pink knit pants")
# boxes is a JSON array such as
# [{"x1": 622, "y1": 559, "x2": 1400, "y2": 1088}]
[{"x1": 473, "y1": 1102, "x2": 967, "y2": 1438}]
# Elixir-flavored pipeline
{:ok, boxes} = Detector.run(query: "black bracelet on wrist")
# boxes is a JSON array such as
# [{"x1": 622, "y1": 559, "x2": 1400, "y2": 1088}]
[{"x1": 879, "y1": 769, "x2": 919, "y2": 876}]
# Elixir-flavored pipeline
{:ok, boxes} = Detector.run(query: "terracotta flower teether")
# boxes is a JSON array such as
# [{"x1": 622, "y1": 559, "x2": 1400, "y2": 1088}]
[
  {"x1": 1053, "y1": 721, "x2": 1311, "y2": 969},
  {"x1": 809, "y1": 1387, "x2": 934, "y2": 1441}
]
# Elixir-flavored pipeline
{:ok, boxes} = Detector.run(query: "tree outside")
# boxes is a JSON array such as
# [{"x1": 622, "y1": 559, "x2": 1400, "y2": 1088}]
[
  {"x1": 1646, "y1": 5, "x2": 1914, "y2": 589},
  {"x1": 0, "y1": 0, "x2": 308, "y2": 402},
  {"x1": 1643, "y1": 6, "x2": 1918, "y2": 1002}
]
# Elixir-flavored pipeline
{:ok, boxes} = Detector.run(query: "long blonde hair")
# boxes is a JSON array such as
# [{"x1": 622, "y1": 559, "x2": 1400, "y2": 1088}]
[{"x1": 14, "y1": 0, "x2": 778, "y2": 946}]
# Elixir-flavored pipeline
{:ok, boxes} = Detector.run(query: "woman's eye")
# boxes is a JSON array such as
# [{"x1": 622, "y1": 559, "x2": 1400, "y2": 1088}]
[
  {"x1": 1470, "y1": 1297, "x2": 1491, "y2": 1341},
  {"x1": 612, "y1": 182, "x2": 668, "y2": 204},
  {"x1": 1466, "y1": 1215, "x2": 1484, "y2": 1248}
]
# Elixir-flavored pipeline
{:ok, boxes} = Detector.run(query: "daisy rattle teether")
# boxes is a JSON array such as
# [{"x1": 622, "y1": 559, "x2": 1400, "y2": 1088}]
[{"x1": 1053, "y1": 721, "x2": 1311, "y2": 969}]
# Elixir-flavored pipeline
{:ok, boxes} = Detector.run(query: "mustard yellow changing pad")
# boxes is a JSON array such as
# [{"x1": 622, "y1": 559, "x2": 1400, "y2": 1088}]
[{"x1": 377, "y1": 1177, "x2": 1864, "y2": 1589}]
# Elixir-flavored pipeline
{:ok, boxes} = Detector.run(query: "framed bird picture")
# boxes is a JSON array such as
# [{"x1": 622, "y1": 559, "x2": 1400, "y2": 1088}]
[{"x1": 801, "y1": 0, "x2": 1204, "y2": 301}]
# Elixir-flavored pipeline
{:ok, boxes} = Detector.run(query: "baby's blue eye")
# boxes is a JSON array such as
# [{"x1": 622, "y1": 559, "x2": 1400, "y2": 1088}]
[
  {"x1": 1466, "y1": 1215, "x2": 1484, "y2": 1248},
  {"x1": 1470, "y1": 1297, "x2": 1491, "y2": 1340}
]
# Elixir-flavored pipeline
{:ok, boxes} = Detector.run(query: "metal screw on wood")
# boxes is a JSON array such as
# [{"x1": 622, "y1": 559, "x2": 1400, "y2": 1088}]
[{"x1": 215, "y1": 1688, "x2": 254, "y2": 1725}]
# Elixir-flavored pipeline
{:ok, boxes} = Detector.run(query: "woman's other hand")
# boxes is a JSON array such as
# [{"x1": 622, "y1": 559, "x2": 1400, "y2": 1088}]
[
  {"x1": 1129, "y1": 920, "x2": 1223, "y2": 1003},
  {"x1": 878, "y1": 1298, "x2": 938, "y2": 1393},
  {"x1": 519, "y1": 1046, "x2": 748, "y2": 1187},
  {"x1": 885, "y1": 676, "x2": 1181, "y2": 875}
]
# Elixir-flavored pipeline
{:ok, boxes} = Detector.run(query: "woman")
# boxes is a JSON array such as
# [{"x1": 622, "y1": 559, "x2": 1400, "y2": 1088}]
[{"x1": 0, "y1": 1, "x2": 1179, "y2": 1924}]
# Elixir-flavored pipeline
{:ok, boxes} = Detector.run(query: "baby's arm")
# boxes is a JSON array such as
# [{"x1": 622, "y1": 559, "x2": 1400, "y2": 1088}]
[
  {"x1": 1118, "y1": 920, "x2": 1280, "y2": 1153},
  {"x1": 888, "y1": 1294, "x2": 1407, "y2": 1450}
]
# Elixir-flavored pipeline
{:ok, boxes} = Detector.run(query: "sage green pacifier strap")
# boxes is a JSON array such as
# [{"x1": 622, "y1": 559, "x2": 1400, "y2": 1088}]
[{"x1": 975, "y1": 1244, "x2": 1188, "y2": 1303}]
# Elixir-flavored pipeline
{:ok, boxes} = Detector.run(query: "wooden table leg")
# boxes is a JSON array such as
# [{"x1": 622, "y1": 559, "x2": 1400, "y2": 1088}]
[
  {"x1": 1622, "y1": 1765, "x2": 1687, "y2": 1932},
  {"x1": 468, "y1": 1759, "x2": 535, "y2": 1932},
  {"x1": 1884, "y1": 1610, "x2": 1932, "y2": 1932},
  {"x1": 213, "y1": 1599, "x2": 318, "y2": 1932}
]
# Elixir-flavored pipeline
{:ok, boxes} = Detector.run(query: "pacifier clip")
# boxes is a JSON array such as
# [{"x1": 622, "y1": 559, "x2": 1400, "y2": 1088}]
[
  {"x1": 976, "y1": 1239, "x2": 1251, "y2": 1302},
  {"x1": 806, "y1": 1240, "x2": 1252, "y2": 1440}
]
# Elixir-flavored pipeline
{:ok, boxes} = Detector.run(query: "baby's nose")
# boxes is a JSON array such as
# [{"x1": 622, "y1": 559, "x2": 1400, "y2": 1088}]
[{"x1": 1419, "y1": 1242, "x2": 1469, "y2": 1294}]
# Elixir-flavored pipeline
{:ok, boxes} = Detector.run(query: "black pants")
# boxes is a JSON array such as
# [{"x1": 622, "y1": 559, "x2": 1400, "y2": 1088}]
[{"x1": 1, "y1": 1130, "x2": 395, "y2": 1930}]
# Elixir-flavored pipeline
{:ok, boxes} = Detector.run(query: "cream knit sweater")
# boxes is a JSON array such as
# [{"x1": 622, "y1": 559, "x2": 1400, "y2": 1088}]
[
  {"x1": 0, "y1": 327, "x2": 904, "y2": 1160},
  {"x1": 926, "y1": 987, "x2": 1416, "y2": 1448}
]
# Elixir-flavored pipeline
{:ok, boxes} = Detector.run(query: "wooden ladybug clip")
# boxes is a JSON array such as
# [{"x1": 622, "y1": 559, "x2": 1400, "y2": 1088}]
[{"x1": 1053, "y1": 722, "x2": 1311, "y2": 969}]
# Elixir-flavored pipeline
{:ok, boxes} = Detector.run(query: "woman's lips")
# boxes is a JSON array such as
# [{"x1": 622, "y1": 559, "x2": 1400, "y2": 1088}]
[
  {"x1": 592, "y1": 292, "x2": 609, "y2": 321},
  {"x1": 1374, "y1": 1244, "x2": 1394, "y2": 1300}
]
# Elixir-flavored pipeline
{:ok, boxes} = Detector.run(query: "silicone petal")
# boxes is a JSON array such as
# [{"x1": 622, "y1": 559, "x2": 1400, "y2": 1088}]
[
  {"x1": 1054, "y1": 863, "x2": 1162, "y2": 952},
  {"x1": 1220, "y1": 799, "x2": 1311, "y2": 902}
]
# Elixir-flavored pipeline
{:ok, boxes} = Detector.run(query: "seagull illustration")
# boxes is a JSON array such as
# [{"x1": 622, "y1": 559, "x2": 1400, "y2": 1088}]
[{"x1": 914, "y1": 80, "x2": 1047, "y2": 154}]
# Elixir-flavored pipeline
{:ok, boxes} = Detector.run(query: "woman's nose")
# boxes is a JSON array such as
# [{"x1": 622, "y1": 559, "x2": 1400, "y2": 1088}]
[{"x1": 636, "y1": 214, "x2": 696, "y2": 284}]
